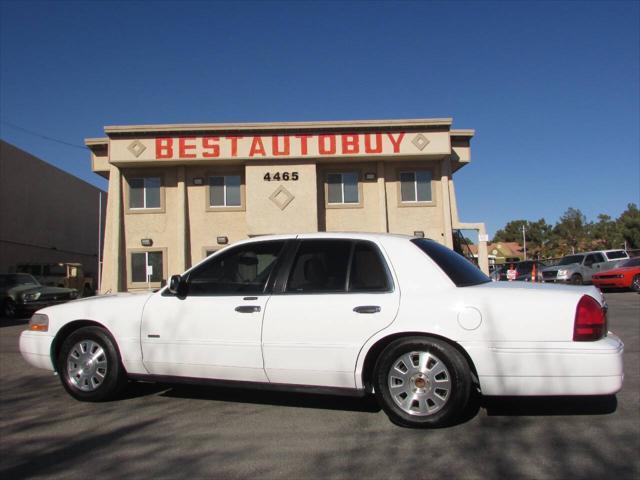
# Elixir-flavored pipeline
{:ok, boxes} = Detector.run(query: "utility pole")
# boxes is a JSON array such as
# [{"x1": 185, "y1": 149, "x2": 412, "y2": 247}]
[{"x1": 522, "y1": 224, "x2": 527, "y2": 260}]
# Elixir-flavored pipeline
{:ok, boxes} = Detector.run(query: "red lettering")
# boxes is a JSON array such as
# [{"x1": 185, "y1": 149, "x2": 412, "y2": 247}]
[
  {"x1": 249, "y1": 137, "x2": 266, "y2": 157},
  {"x1": 272, "y1": 136, "x2": 290, "y2": 156},
  {"x1": 364, "y1": 133, "x2": 383, "y2": 154},
  {"x1": 295, "y1": 135, "x2": 311, "y2": 155},
  {"x1": 202, "y1": 137, "x2": 220, "y2": 158},
  {"x1": 156, "y1": 138, "x2": 173, "y2": 159},
  {"x1": 179, "y1": 137, "x2": 196, "y2": 159},
  {"x1": 341, "y1": 134, "x2": 359, "y2": 154},
  {"x1": 318, "y1": 134, "x2": 336, "y2": 155},
  {"x1": 387, "y1": 133, "x2": 405, "y2": 153},
  {"x1": 226, "y1": 136, "x2": 242, "y2": 157}
]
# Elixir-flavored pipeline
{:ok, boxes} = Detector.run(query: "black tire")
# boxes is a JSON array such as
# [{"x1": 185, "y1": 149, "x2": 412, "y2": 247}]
[
  {"x1": 82, "y1": 284, "x2": 94, "y2": 297},
  {"x1": 632, "y1": 274, "x2": 640, "y2": 293},
  {"x1": 57, "y1": 326, "x2": 127, "y2": 402},
  {"x1": 373, "y1": 337, "x2": 472, "y2": 428},
  {"x1": 570, "y1": 274, "x2": 583, "y2": 285},
  {"x1": 3, "y1": 299, "x2": 17, "y2": 319}
]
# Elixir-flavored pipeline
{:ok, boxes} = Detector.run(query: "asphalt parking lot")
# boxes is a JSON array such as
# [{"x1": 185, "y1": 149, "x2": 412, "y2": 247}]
[{"x1": 1, "y1": 292, "x2": 638, "y2": 479}]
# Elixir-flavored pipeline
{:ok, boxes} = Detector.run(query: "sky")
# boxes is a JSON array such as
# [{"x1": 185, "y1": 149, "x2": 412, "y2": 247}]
[{"x1": 1, "y1": 0, "x2": 638, "y2": 238}]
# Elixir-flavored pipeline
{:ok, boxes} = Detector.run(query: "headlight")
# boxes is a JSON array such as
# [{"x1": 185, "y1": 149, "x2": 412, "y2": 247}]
[
  {"x1": 23, "y1": 292, "x2": 41, "y2": 301},
  {"x1": 28, "y1": 314, "x2": 49, "y2": 332},
  {"x1": 557, "y1": 269, "x2": 568, "y2": 276}
]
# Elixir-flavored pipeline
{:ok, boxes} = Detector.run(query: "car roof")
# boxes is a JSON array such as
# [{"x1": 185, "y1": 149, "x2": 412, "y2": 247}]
[{"x1": 238, "y1": 232, "x2": 415, "y2": 243}]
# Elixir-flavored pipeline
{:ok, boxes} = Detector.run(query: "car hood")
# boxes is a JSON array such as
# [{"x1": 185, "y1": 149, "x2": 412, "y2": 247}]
[
  {"x1": 8, "y1": 284, "x2": 75, "y2": 295},
  {"x1": 542, "y1": 263, "x2": 578, "y2": 272}
]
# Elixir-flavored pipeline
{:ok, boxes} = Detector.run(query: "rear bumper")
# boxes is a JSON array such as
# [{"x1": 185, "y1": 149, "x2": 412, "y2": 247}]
[
  {"x1": 464, "y1": 334, "x2": 624, "y2": 396},
  {"x1": 19, "y1": 331, "x2": 54, "y2": 371}
]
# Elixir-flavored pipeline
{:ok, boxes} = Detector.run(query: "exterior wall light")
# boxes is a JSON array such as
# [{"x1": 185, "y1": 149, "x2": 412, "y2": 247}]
[
  {"x1": 364, "y1": 172, "x2": 377, "y2": 181},
  {"x1": 193, "y1": 177, "x2": 204, "y2": 185},
  {"x1": 413, "y1": 231, "x2": 425, "y2": 238},
  {"x1": 217, "y1": 236, "x2": 229, "y2": 245},
  {"x1": 141, "y1": 238, "x2": 153, "y2": 247}
]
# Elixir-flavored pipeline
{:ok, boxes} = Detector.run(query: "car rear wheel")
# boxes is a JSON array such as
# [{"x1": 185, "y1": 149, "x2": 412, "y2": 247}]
[
  {"x1": 570, "y1": 274, "x2": 583, "y2": 285},
  {"x1": 57, "y1": 326, "x2": 126, "y2": 402},
  {"x1": 632, "y1": 274, "x2": 640, "y2": 293},
  {"x1": 374, "y1": 337, "x2": 472, "y2": 428}
]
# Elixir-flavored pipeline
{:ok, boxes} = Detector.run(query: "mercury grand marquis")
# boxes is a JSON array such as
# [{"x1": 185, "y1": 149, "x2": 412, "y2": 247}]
[{"x1": 19, "y1": 233, "x2": 624, "y2": 428}]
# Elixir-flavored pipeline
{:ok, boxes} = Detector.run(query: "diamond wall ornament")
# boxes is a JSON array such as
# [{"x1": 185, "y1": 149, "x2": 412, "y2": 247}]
[
  {"x1": 411, "y1": 133, "x2": 430, "y2": 151},
  {"x1": 269, "y1": 185, "x2": 295, "y2": 211},
  {"x1": 127, "y1": 140, "x2": 147, "y2": 158}
]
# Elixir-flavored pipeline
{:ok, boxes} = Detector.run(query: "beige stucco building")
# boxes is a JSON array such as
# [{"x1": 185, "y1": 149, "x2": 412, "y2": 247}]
[{"x1": 86, "y1": 118, "x2": 488, "y2": 293}]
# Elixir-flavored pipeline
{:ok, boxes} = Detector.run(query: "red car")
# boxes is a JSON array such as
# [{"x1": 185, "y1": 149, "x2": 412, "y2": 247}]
[{"x1": 591, "y1": 257, "x2": 640, "y2": 292}]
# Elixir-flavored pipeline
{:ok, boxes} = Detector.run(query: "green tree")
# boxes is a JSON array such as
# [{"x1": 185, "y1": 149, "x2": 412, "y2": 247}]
[
  {"x1": 493, "y1": 219, "x2": 553, "y2": 258},
  {"x1": 552, "y1": 208, "x2": 589, "y2": 255},
  {"x1": 589, "y1": 214, "x2": 623, "y2": 250},
  {"x1": 617, "y1": 203, "x2": 640, "y2": 249}
]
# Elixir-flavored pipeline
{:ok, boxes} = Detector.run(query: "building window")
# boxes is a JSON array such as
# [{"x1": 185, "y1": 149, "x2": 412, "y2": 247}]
[
  {"x1": 327, "y1": 172, "x2": 359, "y2": 204},
  {"x1": 130, "y1": 251, "x2": 163, "y2": 284},
  {"x1": 400, "y1": 171, "x2": 432, "y2": 202},
  {"x1": 209, "y1": 175, "x2": 241, "y2": 207},
  {"x1": 129, "y1": 177, "x2": 161, "y2": 209}
]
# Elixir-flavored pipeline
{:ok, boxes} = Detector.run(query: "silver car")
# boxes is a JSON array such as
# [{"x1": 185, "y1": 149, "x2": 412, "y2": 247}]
[{"x1": 542, "y1": 250, "x2": 629, "y2": 285}]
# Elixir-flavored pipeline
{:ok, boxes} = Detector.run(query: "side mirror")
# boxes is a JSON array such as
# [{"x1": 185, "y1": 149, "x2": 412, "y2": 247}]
[{"x1": 168, "y1": 274, "x2": 186, "y2": 297}]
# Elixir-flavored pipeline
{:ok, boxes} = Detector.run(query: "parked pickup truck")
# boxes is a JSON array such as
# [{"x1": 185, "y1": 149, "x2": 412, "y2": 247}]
[{"x1": 541, "y1": 250, "x2": 629, "y2": 285}]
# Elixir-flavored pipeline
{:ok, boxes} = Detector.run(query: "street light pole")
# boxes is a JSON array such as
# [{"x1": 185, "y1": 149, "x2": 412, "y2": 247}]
[{"x1": 522, "y1": 224, "x2": 527, "y2": 261}]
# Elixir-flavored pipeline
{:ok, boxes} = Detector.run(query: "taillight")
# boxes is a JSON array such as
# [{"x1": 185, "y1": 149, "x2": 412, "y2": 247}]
[{"x1": 573, "y1": 295, "x2": 606, "y2": 341}]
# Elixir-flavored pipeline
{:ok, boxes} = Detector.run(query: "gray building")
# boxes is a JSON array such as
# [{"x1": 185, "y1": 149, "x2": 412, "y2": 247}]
[{"x1": 0, "y1": 140, "x2": 106, "y2": 280}]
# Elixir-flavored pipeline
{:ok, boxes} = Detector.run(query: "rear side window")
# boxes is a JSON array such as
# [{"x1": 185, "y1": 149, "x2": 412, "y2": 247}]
[
  {"x1": 286, "y1": 240, "x2": 351, "y2": 292},
  {"x1": 348, "y1": 242, "x2": 391, "y2": 292},
  {"x1": 606, "y1": 250, "x2": 628, "y2": 260},
  {"x1": 411, "y1": 239, "x2": 490, "y2": 287}
]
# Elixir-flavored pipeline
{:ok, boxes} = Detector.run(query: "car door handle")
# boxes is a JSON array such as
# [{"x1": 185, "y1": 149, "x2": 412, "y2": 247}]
[
  {"x1": 235, "y1": 305, "x2": 261, "y2": 313},
  {"x1": 353, "y1": 305, "x2": 381, "y2": 314}
]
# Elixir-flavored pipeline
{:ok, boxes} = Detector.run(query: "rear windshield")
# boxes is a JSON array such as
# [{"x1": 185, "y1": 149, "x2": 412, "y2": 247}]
[
  {"x1": 558, "y1": 255, "x2": 584, "y2": 266},
  {"x1": 411, "y1": 239, "x2": 490, "y2": 287},
  {"x1": 606, "y1": 250, "x2": 628, "y2": 260}
]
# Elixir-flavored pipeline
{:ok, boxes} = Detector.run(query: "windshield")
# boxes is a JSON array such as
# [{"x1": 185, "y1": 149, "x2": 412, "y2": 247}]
[
  {"x1": 619, "y1": 257, "x2": 640, "y2": 268},
  {"x1": 5, "y1": 274, "x2": 40, "y2": 287},
  {"x1": 558, "y1": 255, "x2": 584, "y2": 266},
  {"x1": 411, "y1": 238, "x2": 490, "y2": 287}
]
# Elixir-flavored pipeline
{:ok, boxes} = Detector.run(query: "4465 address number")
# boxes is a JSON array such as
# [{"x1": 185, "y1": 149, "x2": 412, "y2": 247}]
[{"x1": 263, "y1": 172, "x2": 299, "y2": 181}]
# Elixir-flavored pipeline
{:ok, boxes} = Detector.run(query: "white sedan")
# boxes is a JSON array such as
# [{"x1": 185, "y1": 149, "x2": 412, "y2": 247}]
[{"x1": 19, "y1": 233, "x2": 624, "y2": 428}]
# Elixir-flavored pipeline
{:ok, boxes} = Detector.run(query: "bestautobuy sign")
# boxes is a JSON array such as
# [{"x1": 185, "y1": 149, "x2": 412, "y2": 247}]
[{"x1": 111, "y1": 131, "x2": 450, "y2": 163}]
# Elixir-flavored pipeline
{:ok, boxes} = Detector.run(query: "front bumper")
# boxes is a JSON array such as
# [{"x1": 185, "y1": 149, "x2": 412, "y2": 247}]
[
  {"x1": 17, "y1": 299, "x2": 71, "y2": 314},
  {"x1": 19, "y1": 331, "x2": 55, "y2": 371},
  {"x1": 464, "y1": 334, "x2": 624, "y2": 396}
]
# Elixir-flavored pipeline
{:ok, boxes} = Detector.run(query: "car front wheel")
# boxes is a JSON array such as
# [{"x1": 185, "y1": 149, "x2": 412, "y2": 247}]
[
  {"x1": 374, "y1": 337, "x2": 472, "y2": 428},
  {"x1": 570, "y1": 274, "x2": 583, "y2": 285},
  {"x1": 632, "y1": 274, "x2": 640, "y2": 293},
  {"x1": 3, "y1": 299, "x2": 17, "y2": 319},
  {"x1": 57, "y1": 326, "x2": 126, "y2": 402}
]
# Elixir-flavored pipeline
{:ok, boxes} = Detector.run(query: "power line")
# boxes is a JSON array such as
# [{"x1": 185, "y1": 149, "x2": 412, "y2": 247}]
[{"x1": 0, "y1": 120, "x2": 87, "y2": 151}]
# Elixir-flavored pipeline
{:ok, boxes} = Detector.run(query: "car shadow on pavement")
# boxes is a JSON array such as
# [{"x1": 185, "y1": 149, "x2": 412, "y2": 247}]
[
  {"x1": 156, "y1": 383, "x2": 383, "y2": 413},
  {"x1": 481, "y1": 394, "x2": 618, "y2": 416},
  {"x1": 0, "y1": 317, "x2": 29, "y2": 328}
]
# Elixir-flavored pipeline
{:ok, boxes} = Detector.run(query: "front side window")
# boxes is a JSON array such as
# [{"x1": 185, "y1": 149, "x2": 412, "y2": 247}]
[
  {"x1": 400, "y1": 171, "x2": 432, "y2": 202},
  {"x1": 209, "y1": 175, "x2": 241, "y2": 207},
  {"x1": 129, "y1": 177, "x2": 161, "y2": 209},
  {"x1": 327, "y1": 172, "x2": 359, "y2": 204},
  {"x1": 131, "y1": 251, "x2": 163, "y2": 283},
  {"x1": 188, "y1": 241, "x2": 285, "y2": 295}
]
